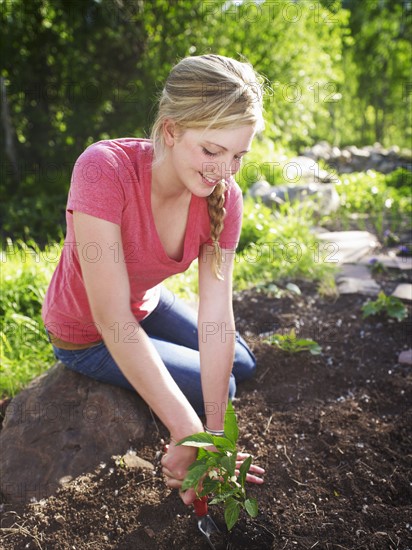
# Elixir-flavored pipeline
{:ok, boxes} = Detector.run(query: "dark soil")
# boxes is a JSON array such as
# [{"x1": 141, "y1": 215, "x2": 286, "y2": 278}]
[{"x1": 1, "y1": 273, "x2": 412, "y2": 550}]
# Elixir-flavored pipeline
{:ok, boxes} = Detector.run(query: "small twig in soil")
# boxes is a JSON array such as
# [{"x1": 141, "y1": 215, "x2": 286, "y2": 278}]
[
  {"x1": 310, "y1": 542, "x2": 320, "y2": 549},
  {"x1": 253, "y1": 521, "x2": 276, "y2": 540},
  {"x1": 389, "y1": 465, "x2": 398, "y2": 478},
  {"x1": 291, "y1": 477, "x2": 308, "y2": 486},
  {"x1": 264, "y1": 414, "x2": 273, "y2": 434},
  {"x1": 257, "y1": 366, "x2": 271, "y2": 382},
  {"x1": 148, "y1": 407, "x2": 161, "y2": 436},
  {"x1": 1, "y1": 524, "x2": 44, "y2": 550},
  {"x1": 283, "y1": 445, "x2": 292, "y2": 465}
]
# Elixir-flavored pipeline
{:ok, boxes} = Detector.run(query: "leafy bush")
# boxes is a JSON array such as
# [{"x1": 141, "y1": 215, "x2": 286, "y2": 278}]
[
  {"x1": 0, "y1": 239, "x2": 57, "y2": 396},
  {"x1": 235, "y1": 136, "x2": 289, "y2": 193},
  {"x1": 328, "y1": 170, "x2": 411, "y2": 235},
  {"x1": 234, "y1": 197, "x2": 338, "y2": 290},
  {"x1": 384, "y1": 168, "x2": 412, "y2": 190},
  {"x1": 264, "y1": 328, "x2": 322, "y2": 355},
  {"x1": 361, "y1": 291, "x2": 408, "y2": 322},
  {"x1": 1, "y1": 193, "x2": 66, "y2": 245}
]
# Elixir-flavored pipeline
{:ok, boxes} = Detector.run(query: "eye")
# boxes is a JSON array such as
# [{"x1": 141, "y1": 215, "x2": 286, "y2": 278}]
[{"x1": 202, "y1": 147, "x2": 217, "y2": 157}]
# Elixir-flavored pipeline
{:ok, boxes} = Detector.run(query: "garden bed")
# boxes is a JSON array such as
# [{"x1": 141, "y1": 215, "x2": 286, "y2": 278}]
[{"x1": 1, "y1": 276, "x2": 411, "y2": 550}]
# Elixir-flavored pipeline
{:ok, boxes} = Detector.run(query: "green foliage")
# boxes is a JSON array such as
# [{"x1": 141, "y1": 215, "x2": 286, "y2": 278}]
[
  {"x1": 367, "y1": 259, "x2": 387, "y2": 275},
  {"x1": 176, "y1": 401, "x2": 258, "y2": 531},
  {"x1": 384, "y1": 168, "x2": 412, "y2": 190},
  {"x1": 1, "y1": 0, "x2": 410, "y2": 241},
  {"x1": 264, "y1": 328, "x2": 322, "y2": 355},
  {"x1": 235, "y1": 197, "x2": 338, "y2": 290},
  {"x1": 329, "y1": 170, "x2": 412, "y2": 235},
  {"x1": 343, "y1": 0, "x2": 412, "y2": 147},
  {"x1": 0, "y1": 239, "x2": 57, "y2": 396},
  {"x1": 361, "y1": 291, "x2": 408, "y2": 322},
  {"x1": 1, "y1": 193, "x2": 66, "y2": 244},
  {"x1": 234, "y1": 136, "x2": 288, "y2": 193}
]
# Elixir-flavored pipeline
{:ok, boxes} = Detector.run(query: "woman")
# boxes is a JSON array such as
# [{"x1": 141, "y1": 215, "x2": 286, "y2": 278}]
[{"x1": 42, "y1": 54, "x2": 265, "y2": 503}]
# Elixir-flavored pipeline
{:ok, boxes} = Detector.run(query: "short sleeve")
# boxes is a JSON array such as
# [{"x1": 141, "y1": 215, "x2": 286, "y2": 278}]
[
  {"x1": 218, "y1": 178, "x2": 244, "y2": 250},
  {"x1": 67, "y1": 142, "x2": 125, "y2": 225}
]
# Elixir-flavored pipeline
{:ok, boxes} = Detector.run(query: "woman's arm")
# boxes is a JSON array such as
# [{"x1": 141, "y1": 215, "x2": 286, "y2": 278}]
[
  {"x1": 73, "y1": 212, "x2": 203, "y2": 480},
  {"x1": 198, "y1": 244, "x2": 237, "y2": 431}
]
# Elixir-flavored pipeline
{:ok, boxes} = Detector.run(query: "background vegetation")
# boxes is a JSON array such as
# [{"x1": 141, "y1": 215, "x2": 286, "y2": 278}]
[
  {"x1": 1, "y1": 0, "x2": 411, "y2": 396},
  {"x1": 1, "y1": 0, "x2": 411, "y2": 242}
]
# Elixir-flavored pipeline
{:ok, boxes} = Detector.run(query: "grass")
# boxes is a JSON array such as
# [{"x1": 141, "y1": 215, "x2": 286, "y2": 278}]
[{"x1": 0, "y1": 239, "x2": 57, "y2": 397}]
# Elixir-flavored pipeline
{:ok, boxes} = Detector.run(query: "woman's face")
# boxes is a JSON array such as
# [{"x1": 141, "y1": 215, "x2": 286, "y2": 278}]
[{"x1": 165, "y1": 124, "x2": 256, "y2": 197}]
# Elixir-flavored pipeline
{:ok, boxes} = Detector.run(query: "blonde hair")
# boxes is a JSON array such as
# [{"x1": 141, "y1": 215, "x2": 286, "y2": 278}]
[{"x1": 150, "y1": 54, "x2": 265, "y2": 279}]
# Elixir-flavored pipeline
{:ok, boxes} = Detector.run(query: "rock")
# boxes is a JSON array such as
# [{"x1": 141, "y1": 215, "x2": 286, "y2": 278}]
[
  {"x1": 391, "y1": 284, "x2": 412, "y2": 301},
  {"x1": 0, "y1": 362, "x2": 151, "y2": 503},
  {"x1": 335, "y1": 264, "x2": 373, "y2": 281},
  {"x1": 284, "y1": 156, "x2": 331, "y2": 183},
  {"x1": 316, "y1": 231, "x2": 380, "y2": 264},
  {"x1": 337, "y1": 277, "x2": 381, "y2": 296},
  {"x1": 249, "y1": 179, "x2": 272, "y2": 198},
  {"x1": 300, "y1": 141, "x2": 410, "y2": 174},
  {"x1": 250, "y1": 182, "x2": 340, "y2": 215},
  {"x1": 398, "y1": 349, "x2": 412, "y2": 365},
  {"x1": 119, "y1": 450, "x2": 154, "y2": 470}
]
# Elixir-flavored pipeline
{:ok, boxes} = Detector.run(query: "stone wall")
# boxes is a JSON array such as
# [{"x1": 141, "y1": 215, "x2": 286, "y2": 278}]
[{"x1": 301, "y1": 141, "x2": 412, "y2": 174}]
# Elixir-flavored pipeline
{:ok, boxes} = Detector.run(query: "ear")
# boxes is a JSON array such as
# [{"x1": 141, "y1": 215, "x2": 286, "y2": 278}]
[{"x1": 162, "y1": 119, "x2": 177, "y2": 147}]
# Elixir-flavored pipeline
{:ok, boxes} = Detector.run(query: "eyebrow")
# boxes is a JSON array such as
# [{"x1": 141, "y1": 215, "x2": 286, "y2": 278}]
[{"x1": 204, "y1": 140, "x2": 250, "y2": 154}]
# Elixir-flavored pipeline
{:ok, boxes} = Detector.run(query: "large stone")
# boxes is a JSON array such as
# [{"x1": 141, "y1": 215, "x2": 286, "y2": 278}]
[
  {"x1": 0, "y1": 362, "x2": 151, "y2": 503},
  {"x1": 316, "y1": 231, "x2": 380, "y2": 264},
  {"x1": 300, "y1": 141, "x2": 411, "y2": 174},
  {"x1": 284, "y1": 156, "x2": 332, "y2": 183},
  {"x1": 398, "y1": 349, "x2": 412, "y2": 365},
  {"x1": 391, "y1": 284, "x2": 412, "y2": 301},
  {"x1": 337, "y1": 277, "x2": 381, "y2": 296},
  {"x1": 250, "y1": 181, "x2": 340, "y2": 215}
]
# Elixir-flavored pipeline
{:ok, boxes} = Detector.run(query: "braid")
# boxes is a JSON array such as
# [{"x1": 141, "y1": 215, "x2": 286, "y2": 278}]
[{"x1": 207, "y1": 180, "x2": 227, "y2": 280}]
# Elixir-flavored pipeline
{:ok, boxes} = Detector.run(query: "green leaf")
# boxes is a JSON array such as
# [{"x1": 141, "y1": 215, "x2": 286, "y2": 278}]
[
  {"x1": 309, "y1": 344, "x2": 323, "y2": 355},
  {"x1": 176, "y1": 433, "x2": 214, "y2": 447},
  {"x1": 244, "y1": 498, "x2": 258, "y2": 518},
  {"x1": 219, "y1": 454, "x2": 234, "y2": 473},
  {"x1": 181, "y1": 463, "x2": 209, "y2": 491},
  {"x1": 212, "y1": 435, "x2": 236, "y2": 452},
  {"x1": 224, "y1": 498, "x2": 240, "y2": 531},
  {"x1": 224, "y1": 401, "x2": 239, "y2": 444},
  {"x1": 187, "y1": 458, "x2": 208, "y2": 470},
  {"x1": 210, "y1": 489, "x2": 239, "y2": 505},
  {"x1": 238, "y1": 455, "x2": 252, "y2": 486},
  {"x1": 199, "y1": 478, "x2": 220, "y2": 496}
]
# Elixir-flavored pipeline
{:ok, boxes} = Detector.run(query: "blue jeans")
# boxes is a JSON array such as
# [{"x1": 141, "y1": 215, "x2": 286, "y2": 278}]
[{"x1": 48, "y1": 287, "x2": 256, "y2": 415}]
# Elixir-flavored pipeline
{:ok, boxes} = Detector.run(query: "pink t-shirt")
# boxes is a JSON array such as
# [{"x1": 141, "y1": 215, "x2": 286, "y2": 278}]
[{"x1": 42, "y1": 138, "x2": 243, "y2": 343}]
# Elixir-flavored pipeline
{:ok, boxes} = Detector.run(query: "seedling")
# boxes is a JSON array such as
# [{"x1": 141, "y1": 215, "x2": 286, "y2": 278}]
[
  {"x1": 367, "y1": 258, "x2": 387, "y2": 275},
  {"x1": 361, "y1": 291, "x2": 408, "y2": 321},
  {"x1": 264, "y1": 328, "x2": 322, "y2": 355},
  {"x1": 176, "y1": 401, "x2": 258, "y2": 531}
]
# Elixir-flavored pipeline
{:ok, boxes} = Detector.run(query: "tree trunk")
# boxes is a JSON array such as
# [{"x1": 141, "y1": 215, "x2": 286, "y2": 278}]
[{"x1": 0, "y1": 76, "x2": 19, "y2": 184}]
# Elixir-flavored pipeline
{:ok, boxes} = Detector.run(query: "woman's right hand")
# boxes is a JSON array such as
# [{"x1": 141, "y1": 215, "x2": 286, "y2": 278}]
[{"x1": 161, "y1": 440, "x2": 198, "y2": 505}]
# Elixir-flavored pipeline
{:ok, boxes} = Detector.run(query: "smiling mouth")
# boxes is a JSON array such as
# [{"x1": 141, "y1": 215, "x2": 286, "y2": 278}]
[{"x1": 200, "y1": 173, "x2": 222, "y2": 186}]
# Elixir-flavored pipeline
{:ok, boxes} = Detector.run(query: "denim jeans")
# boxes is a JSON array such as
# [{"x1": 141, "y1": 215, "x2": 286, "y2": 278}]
[{"x1": 48, "y1": 286, "x2": 256, "y2": 415}]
